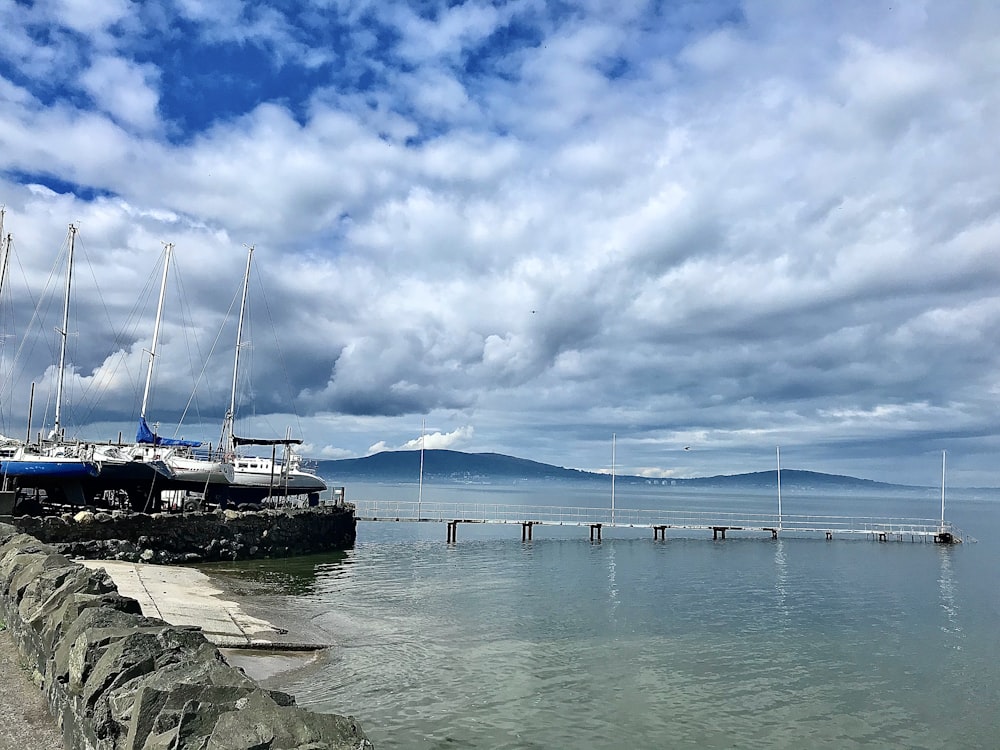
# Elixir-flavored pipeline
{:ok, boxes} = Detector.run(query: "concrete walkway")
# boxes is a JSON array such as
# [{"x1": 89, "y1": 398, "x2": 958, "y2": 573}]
[{"x1": 80, "y1": 560, "x2": 321, "y2": 650}]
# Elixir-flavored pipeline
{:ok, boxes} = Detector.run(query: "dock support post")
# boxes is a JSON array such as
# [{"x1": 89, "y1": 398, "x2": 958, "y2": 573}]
[
  {"x1": 825, "y1": 531, "x2": 833, "y2": 540},
  {"x1": 590, "y1": 524, "x2": 602, "y2": 542},
  {"x1": 877, "y1": 532, "x2": 887, "y2": 542},
  {"x1": 712, "y1": 527, "x2": 727, "y2": 540},
  {"x1": 653, "y1": 525, "x2": 667, "y2": 541},
  {"x1": 447, "y1": 521, "x2": 458, "y2": 543},
  {"x1": 522, "y1": 522, "x2": 533, "y2": 541}
]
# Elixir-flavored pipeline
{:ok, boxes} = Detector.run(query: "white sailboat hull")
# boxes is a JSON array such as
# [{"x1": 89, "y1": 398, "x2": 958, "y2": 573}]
[
  {"x1": 167, "y1": 455, "x2": 234, "y2": 484},
  {"x1": 230, "y1": 457, "x2": 326, "y2": 493},
  {"x1": 127, "y1": 445, "x2": 234, "y2": 485}
]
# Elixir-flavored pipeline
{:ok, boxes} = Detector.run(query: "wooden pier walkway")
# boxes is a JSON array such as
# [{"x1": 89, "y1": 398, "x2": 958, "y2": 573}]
[{"x1": 351, "y1": 500, "x2": 966, "y2": 544}]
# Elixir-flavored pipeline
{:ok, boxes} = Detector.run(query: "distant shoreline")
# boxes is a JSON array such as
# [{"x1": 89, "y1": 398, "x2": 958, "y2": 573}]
[{"x1": 317, "y1": 449, "x2": 962, "y2": 490}]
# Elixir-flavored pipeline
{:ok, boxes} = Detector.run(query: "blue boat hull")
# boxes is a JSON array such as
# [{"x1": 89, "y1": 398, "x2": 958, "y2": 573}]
[{"x1": 0, "y1": 460, "x2": 100, "y2": 478}]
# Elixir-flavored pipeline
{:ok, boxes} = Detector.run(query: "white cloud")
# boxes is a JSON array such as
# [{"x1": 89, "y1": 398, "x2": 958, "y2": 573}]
[
  {"x1": 679, "y1": 27, "x2": 746, "y2": 73},
  {"x1": 834, "y1": 38, "x2": 954, "y2": 140},
  {"x1": 393, "y1": 1, "x2": 505, "y2": 63},
  {"x1": 52, "y1": 0, "x2": 131, "y2": 35},
  {"x1": 370, "y1": 425, "x2": 475, "y2": 454},
  {"x1": 79, "y1": 55, "x2": 161, "y2": 132}
]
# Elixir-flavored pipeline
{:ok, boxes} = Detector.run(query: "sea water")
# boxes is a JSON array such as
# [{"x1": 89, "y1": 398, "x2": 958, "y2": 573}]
[{"x1": 204, "y1": 482, "x2": 1000, "y2": 749}]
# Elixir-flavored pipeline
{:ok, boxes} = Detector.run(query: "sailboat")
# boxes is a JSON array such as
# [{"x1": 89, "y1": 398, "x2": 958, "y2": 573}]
[
  {"x1": 214, "y1": 246, "x2": 326, "y2": 505},
  {"x1": 1, "y1": 439, "x2": 99, "y2": 479},
  {"x1": 120, "y1": 243, "x2": 234, "y2": 486},
  {"x1": 1, "y1": 224, "x2": 101, "y2": 506}
]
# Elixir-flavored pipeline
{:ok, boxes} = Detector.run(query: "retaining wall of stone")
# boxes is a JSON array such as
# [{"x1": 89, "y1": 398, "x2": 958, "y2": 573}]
[
  {"x1": 0, "y1": 524, "x2": 372, "y2": 749},
  {"x1": 10, "y1": 505, "x2": 357, "y2": 564}
]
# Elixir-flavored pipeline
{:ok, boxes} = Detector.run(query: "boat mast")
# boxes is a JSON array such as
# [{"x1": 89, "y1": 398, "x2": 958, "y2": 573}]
[
  {"x1": 25, "y1": 382, "x2": 34, "y2": 444},
  {"x1": 140, "y1": 243, "x2": 172, "y2": 420},
  {"x1": 418, "y1": 419, "x2": 425, "y2": 518},
  {"x1": 222, "y1": 245, "x2": 253, "y2": 452},
  {"x1": 0, "y1": 231, "x2": 9, "y2": 306},
  {"x1": 940, "y1": 449, "x2": 946, "y2": 532},
  {"x1": 0, "y1": 212, "x2": 9, "y2": 335},
  {"x1": 52, "y1": 224, "x2": 76, "y2": 439},
  {"x1": 611, "y1": 433, "x2": 616, "y2": 525},
  {"x1": 0, "y1": 206, "x2": 7, "y2": 302},
  {"x1": 776, "y1": 445, "x2": 782, "y2": 530}
]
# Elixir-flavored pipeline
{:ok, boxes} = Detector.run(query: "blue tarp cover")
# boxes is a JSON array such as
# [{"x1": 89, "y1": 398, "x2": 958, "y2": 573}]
[{"x1": 136, "y1": 417, "x2": 202, "y2": 447}]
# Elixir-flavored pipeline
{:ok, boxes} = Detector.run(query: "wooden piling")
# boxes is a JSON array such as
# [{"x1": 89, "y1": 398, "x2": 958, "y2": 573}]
[
  {"x1": 521, "y1": 521, "x2": 533, "y2": 541},
  {"x1": 590, "y1": 523, "x2": 602, "y2": 542}
]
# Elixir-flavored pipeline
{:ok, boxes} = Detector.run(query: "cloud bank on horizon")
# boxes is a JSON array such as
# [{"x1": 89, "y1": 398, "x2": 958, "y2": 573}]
[{"x1": 1, "y1": 0, "x2": 998, "y2": 486}]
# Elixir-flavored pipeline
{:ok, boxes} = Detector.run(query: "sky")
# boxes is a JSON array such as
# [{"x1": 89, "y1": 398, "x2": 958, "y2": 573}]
[{"x1": 1, "y1": 0, "x2": 999, "y2": 487}]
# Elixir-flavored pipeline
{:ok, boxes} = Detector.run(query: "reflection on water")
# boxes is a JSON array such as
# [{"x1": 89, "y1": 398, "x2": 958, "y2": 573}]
[
  {"x1": 936, "y1": 546, "x2": 962, "y2": 647},
  {"x1": 773, "y1": 538, "x2": 789, "y2": 630},
  {"x1": 198, "y1": 550, "x2": 351, "y2": 597},
  {"x1": 605, "y1": 541, "x2": 619, "y2": 616}
]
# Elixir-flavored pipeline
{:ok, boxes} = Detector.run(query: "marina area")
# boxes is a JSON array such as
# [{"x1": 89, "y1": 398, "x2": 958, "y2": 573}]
[{"x1": 0, "y1": 221, "x2": 328, "y2": 516}]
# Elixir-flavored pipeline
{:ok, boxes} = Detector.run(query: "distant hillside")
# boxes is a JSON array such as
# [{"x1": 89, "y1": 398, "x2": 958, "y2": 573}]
[
  {"x1": 319, "y1": 450, "x2": 598, "y2": 482},
  {"x1": 683, "y1": 469, "x2": 901, "y2": 490},
  {"x1": 317, "y1": 449, "x2": 910, "y2": 489}
]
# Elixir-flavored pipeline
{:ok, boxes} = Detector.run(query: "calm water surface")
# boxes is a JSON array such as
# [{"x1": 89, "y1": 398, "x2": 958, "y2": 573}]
[{"x1": 205, "y1": 482, "x2": 1000, "y2": 749}]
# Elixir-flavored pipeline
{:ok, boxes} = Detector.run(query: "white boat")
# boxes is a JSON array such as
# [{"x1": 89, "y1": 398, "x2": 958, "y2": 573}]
[
  {"x1": 128, "y1": 433, "x2": 233, "y2": 485},
  {"x1": 122, "y1": 243, "x2": 234, "y2": 487},
  {"x1": 229, "y1": 436, "x2": 326, "y2": 494},
  {"x1": 215, "y1": 246, "x2": 326, "y2": 504}
]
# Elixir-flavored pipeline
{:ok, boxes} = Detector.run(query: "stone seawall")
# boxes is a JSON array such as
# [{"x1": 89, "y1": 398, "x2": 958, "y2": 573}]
[
  {"x1": 0, "y1": 524, "x2": 372, "y2": 749},
  {"x1": 10, "y1": 505, "x2": 357, "y2": 564}
]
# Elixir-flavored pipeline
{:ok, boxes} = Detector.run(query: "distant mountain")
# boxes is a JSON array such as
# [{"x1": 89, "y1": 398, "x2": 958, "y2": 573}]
[
  {"x1": 684, "y1": 469, "x2": 902, "y2": 490},
  {"x1": 319, "y1": 450, "x2": 597, "y2": 482},
  {"x1": 317, "y1": 449, "x2": 911, "y2": 489}
]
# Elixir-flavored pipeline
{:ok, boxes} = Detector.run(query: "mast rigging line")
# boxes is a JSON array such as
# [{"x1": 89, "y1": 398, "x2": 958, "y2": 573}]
[
  {"x1": 251, "y1": 267, "x2": 307, "y2": 440},
  {"x1": 213, "y1": 247, "x2": 309, "y2": 448},
  {"x1": 0, "y1": 232, "x2": 53, "y2": 407},
  {"x1": 175, "y1": 262, "x2": 246, "y2": 436},
  {"x1": 65, "y1": 238, "x2": 168, "y2": 434}
]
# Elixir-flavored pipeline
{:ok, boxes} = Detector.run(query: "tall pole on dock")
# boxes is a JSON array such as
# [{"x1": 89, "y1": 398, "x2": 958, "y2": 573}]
[
  {"x1": 418, "y1": 419, "x2": 425, "y2": 520},
  {"x1": 776, "y1": 446, "x2": 782, "y2": 531},
  {"x1": 611, "y1": 433, "x2": 616, "y2": 526},
  {"x1": 940, "y1": 449, "x2": 946, "y2": 532}
]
